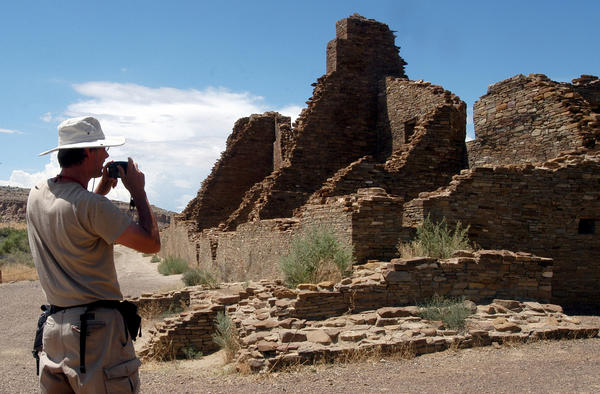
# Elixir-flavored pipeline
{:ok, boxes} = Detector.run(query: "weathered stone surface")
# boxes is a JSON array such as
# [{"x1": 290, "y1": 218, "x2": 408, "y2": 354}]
[
  {"x1": 339, "y1": 330, "x2": 367, "y2": 342},
  {"x1": 280, "y1": 330, "x2": 308, "y2": 343},
  {"x1": 305, "y1": 329, "x2": 333, "y2": 345},
  {"x1": 493, "y1": 317, "x2": 522, "y2": 333}
]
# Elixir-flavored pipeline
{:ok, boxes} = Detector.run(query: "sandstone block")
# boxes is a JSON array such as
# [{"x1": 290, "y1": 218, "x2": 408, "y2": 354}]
[
  {"x1": 306, "y1": 329, "x2": 333, "y2": 345},
  {"x1": 280, "y1": 330, "x2": 308, "y2": 343},
  {"x1": 339, "y1": 330, "x2": 367, "y2": 342},
  {"x1": 297, "y1": 283, "x2": 319, "y2": 291},
  {"x1": 492, "y1": 299, "x2": 523, "y2": 312},
  {"x1": 493, "y1": 317, "x2": 521, "y2": 332},
  {"x1": 543, "y1": 304, "x2": 563, "y2": 313}
]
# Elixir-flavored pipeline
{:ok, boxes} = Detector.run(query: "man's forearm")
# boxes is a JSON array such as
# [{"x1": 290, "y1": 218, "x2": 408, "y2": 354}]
[{"x1": 131, "y1": 190, "x2": 160, "y2": 245}]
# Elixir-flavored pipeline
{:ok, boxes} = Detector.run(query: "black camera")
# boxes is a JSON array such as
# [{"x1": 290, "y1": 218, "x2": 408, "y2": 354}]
[{"x1": 107, "y1": 161, "x2": 128, "y2": 179}]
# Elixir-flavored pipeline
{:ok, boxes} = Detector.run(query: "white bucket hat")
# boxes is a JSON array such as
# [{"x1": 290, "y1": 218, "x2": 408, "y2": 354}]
[{"x1": 39, "y1": 116, "x2": 125, "y2": 156}]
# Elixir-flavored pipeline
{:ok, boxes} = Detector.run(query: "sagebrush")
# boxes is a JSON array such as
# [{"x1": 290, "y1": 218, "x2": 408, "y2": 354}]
[
  {"x1": 418, "y1": 294, "x2": 473, "y2": 330},
  {"x1": 280, "y1": 226, "x2": 353, "y2": 287},
  {"x1": 399, "y1": 215, "x2": 473, "y2": 259},
  {"x1": 158, "y1": 257, "x2": 189, "y2": 275},
  {"x1": 0, "y1": 227, "x2": 33, "y2": 266},
  {"x1": 212, "y1": 312, "x2": 240, "y2": 362},
  {"x1": 182, "y1": 268, "x2": 218, "y2": 287}
]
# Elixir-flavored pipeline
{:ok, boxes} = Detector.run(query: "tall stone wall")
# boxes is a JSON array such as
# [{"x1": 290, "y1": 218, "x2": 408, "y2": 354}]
[
  {"x1": 468, "y1": 74, "x2": 600, "y2": 167},
  {"x1": 220, "y1": 15, "x2": 407, "y2": 230},
  {"x1": 182, "y1": 112, "x2": 290, "y2": 231},
  {"x1": 310, "y1": 79, "x2": 467, "y2": 202},
  {"x1": 403, "y1": 152, "x2": 600, "y2": 307},
  {"x1": 326, "y1": 15, "x2": 406, "y2": 77}
]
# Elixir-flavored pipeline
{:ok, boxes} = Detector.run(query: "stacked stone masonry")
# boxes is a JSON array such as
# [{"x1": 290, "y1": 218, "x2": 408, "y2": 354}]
[
  {"x1": 161, "y1": 14, "x2": 600, "y2": 308},
  {"x1": 138, "y1": 254, "x2": 598, "y2": 372},
  {"x1": 182, "y1": 15, "x2": 408, "y2": 231},
  {"x1": 403, "y1": 152, "x2": 600, "y2": 307},
  {"x1": 183, "y1": 113, "x2": 291, "y2": 231},
  {"x1": 468, "y1": 74, "x2": 600, "y2": 167}
]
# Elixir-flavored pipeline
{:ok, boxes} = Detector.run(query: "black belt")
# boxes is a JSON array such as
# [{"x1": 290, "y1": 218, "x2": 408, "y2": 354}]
[
  {"x1": 49, "y1": 300, "x2": 122, "y2": 314},
  {"x1": 50, "y1": 300, "x2": 123, "y2": 374}
]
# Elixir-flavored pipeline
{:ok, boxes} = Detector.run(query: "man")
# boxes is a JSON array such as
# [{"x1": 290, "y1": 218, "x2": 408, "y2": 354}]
[{"x1": 27, "y1": 116, "x2": 160, "y2": 393}]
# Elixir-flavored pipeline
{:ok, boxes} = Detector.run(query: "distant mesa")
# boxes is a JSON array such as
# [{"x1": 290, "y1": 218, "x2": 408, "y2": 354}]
[{"x1": 0, "y1": 185, "x2": 174, "y2": 230}]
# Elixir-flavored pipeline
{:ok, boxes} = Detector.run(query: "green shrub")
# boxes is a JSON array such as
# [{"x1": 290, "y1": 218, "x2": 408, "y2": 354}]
[
  {"x1": 181, "y1": 345, "x2": 203, "y2": 360},
  {"x1": 0, "y1": 228, "x2": 30, "y2": 255},
  {"x1": 211, "y1": 312, "x2": 240, "y2": 362},
  {"x1": 0, "y1": 228, "x2": 33, "y2": 267},
  {"x1": 158, "y1": 257, "x2": 190, "y2": 275},
  {"x1": 150, "y1": 255, "x2": 161, "y2": 263},
  {"x1": 399, "y1": 215, "x2": 473, "y2": 259},
  {"x1": 182, "y1": 268, "x2": 218, "y2": 288},
  {"x1": 418, "y1": 294, "x2": 473, "y2": 330},
  {"x1": 280, "y1": 226, "x2": 353, "y2": 287}
]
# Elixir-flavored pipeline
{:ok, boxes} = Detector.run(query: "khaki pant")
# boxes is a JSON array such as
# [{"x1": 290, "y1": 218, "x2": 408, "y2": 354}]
[{"x1": 40, "y1": 306, "x2": 140, "y2": 393}]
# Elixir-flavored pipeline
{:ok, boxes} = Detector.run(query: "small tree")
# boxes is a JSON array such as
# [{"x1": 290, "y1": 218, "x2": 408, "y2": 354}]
[{"x1": 280, "y1": 226, "x2": 353, "y2": 287}]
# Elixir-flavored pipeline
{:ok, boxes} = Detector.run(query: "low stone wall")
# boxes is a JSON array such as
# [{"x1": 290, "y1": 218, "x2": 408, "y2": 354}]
[
  {"x1": 138, "y1": 252, "x2": 600, "y2": 372},
  {"x1": 292, "y1": 250, "x2": 552, "y2": 320},
  {"x1": 129, "y1": 289, "x2": 192, "y2": 317},
  {"x1": 139, "y1": 304, "x2": 225, "y2": 360}
]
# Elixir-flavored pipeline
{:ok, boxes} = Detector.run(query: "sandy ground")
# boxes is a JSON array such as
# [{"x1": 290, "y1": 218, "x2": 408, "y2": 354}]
[
  {"x1": 1, "y1": 247, "x2": 600, "y2": 393},
  {"x1": 0, "y1": 246, "x2": 182, "y2": 393}
]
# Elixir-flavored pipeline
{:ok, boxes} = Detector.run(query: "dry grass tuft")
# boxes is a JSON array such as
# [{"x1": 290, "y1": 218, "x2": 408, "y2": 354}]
[{"x1": 1, "y1": 263, "x2": 38, "y2": 282}]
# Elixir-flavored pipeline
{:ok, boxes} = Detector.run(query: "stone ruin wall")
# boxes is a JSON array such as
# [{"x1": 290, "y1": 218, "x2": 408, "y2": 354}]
[
  {"x1": 309, "y1": 78, "x2": 467, "y2": 203},
  {"x1": 162, "y1": 187, "x2": 412, "y2": 281},
  {"x1": 160, "y1": 15, "x2": 600, "y2": 308},
  {"x1": 139, "y1": 250, "x2": 566, "y2": 365},
  {"x1": 294, "y1": 250, "x2": 553, "y2": 319},
  {"x1": 467, "y1": 74, "x2": 600, "y2": 167},
  {"x1": 403, "y1": 152, "x2": 600, "y2": 307},
  {"x1": 182, "y1": 113, "x2": 290, "y2": 231},
  {"x1": 217, "y1": 16, "x2": 407, "y2": 230}
]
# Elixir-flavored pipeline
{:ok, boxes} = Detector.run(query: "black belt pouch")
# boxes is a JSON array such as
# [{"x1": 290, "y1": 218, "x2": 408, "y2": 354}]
[{"x1": 117, "y1": 300, "x2": 142, "y2": 341}]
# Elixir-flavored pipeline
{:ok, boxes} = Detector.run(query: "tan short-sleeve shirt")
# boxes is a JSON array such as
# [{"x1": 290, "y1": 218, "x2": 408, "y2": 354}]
[{"x1": 27, "y1": 179, "x2": 132, "y2": 307}]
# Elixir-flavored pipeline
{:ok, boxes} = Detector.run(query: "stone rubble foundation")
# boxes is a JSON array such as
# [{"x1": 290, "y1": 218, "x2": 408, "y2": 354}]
[{"x1": 135, "y1": 250, "x2": 599, "y2": 372}]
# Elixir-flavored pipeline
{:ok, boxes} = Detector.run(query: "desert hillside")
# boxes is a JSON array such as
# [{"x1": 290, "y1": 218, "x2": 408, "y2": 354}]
[{"x1": 0, "y1": 185, "x2": 174, "y2": 229}]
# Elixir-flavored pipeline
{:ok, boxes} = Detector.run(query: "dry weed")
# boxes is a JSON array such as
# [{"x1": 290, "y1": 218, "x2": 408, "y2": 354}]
[
  {"x1": 0, "y1": 222, "x2": 27, "y2": 230},
  {"x1": 0, "y1": 264, "x2": 38, "y2": 282}
]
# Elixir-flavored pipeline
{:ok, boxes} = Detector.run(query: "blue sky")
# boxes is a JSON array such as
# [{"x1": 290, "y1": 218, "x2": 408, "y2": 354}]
[{"x1": 1, "y1": 1, "x2": 598, "y2": 212}]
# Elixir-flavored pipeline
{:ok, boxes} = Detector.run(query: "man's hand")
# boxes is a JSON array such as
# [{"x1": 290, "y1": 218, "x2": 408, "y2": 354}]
[
  {"x1": 115, "y1": 157, "x2": 161, "y2": 254},
  {"x1": 94, "y1": 162, "x2": 118, "y2": 196},
  {"x1": 118, "y1": 158, "x2": 145, "y2": 198}
]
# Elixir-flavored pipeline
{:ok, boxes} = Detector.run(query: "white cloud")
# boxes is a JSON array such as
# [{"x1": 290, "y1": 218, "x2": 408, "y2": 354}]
[
  {"x1": 0, "y1": 128, "x2": 22, "y2": 134},
  {"x1": 0, "y1": 155, "x2": 60, "y2": 187},
  {"x1": 41, "y1": 112, "x2": 53, "y2": 122},
  {"x1": 1, "y1": 81, "x2": 304, "y2": 212}
]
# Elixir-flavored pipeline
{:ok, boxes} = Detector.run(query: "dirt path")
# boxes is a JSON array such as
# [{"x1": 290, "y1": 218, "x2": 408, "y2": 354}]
[{"x1": 1, "y1": 248, "x2": 599, "y2": 393}]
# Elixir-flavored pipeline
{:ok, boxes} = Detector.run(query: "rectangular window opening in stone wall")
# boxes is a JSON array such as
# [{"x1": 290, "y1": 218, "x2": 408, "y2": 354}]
[
  {"x1": 404, "y1": 119, "x2": 416, "y2": 143},
  {"x1": 578, "y1": 218, "x2": 596, "y2": 235}
]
